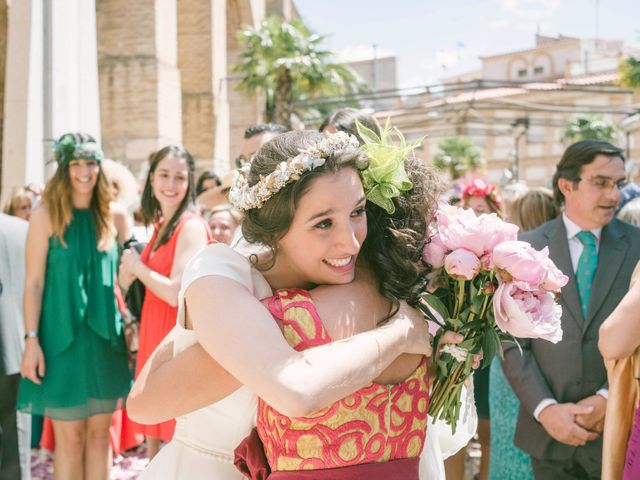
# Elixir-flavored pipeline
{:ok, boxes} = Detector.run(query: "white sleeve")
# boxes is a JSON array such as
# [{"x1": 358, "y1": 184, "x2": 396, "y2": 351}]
[{"x1": 176, "y1": 243, "x2": 253, "y2": 328}]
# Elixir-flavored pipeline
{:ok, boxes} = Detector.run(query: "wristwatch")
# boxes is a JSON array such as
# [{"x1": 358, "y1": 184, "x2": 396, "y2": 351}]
[{"x1": 24, "y1": 330, "x2": 38, "y2": 340}]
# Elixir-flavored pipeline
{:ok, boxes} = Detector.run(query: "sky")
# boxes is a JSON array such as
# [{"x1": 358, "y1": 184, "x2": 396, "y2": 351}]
[{"x1": 295, "y1": 0, "x2": 640, "y2": 89}]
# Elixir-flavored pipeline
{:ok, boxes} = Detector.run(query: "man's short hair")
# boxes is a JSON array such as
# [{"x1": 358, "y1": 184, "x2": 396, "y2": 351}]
[
  {"x1": 243, "y1": 123, "x2": 288, "y2": 139},
  {"x1": 552, "y1": 140, "x2": 625, "y2": 205}
]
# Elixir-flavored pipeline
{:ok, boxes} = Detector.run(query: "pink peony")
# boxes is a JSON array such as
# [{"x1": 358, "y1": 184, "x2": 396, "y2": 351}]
[
  {"x1": 492, "y1": 241, "x2": 569, "y2": 292},
  {"x1": 493, "y1": 282, "x2": 563, "y2": 343},
  {"x1": 437, "y1": 204, "x2": 518, "y2": 258},
  {"x1": 538, "y1": 248, "x2": 569, "y2": 292},
  {"x1": 492, "y1": 241, "x2": 549, "y2": 289},
  {"x1": 423, "y1": 234, "x2": 449, "y2": 269},
  {"x1": 444, "y1": 249, "x2": 481, "y2": 280}
]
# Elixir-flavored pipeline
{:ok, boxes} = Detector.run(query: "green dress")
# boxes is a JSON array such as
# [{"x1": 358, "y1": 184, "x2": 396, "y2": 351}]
[
  {"x1": 488, "y1": 357, "x2": 534, "y2": 480},
  {"x1": 17, "y1": 209, "x2": 131, "y2": 420}
]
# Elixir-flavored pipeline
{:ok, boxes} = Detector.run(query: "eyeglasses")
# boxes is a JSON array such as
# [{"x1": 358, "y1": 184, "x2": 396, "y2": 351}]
[{"x1": 577, "y1": 176, "x2": 627, "y2": 192}]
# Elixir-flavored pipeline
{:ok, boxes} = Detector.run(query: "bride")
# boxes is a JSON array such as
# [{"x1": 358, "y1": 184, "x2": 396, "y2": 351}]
[{"x1": 128, "y1": 129, "x2": 476, "y2": 478}]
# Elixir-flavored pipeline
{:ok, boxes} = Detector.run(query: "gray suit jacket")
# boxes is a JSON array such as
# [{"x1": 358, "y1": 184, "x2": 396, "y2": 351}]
[
  {"x1": 502, "y1": 216, "x2": 640, "y2": 461},
  {"x1": 0, "y1": 213, "x2": 28, "y2": 376}
]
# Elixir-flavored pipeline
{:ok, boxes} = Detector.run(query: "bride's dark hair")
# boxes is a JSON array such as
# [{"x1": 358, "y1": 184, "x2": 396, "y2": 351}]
[{"x1": 362, "y1": 156, "x2": 443, "y2": 321}]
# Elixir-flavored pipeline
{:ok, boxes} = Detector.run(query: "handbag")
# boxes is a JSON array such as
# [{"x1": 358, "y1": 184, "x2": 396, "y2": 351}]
[{"x1": 121, "y1": 237, "x2": 147, "y2": 358}]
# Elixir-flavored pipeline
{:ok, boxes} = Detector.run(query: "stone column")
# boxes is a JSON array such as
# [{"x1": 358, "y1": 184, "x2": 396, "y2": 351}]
[
  {"x1": 178, "y1": 0, "x2": 219, "y2": 172},
  {"x1": 226, "y1": 0, "x2": 263, "y2": 170},
  {"x1": 0, "y1": 2, "x2": 7, "y2": 198},
  {"x1": 97, "y1": 0, "x2": 182, "y2": 175}
]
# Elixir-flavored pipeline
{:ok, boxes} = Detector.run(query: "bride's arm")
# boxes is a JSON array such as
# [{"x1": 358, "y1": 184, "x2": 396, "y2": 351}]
[
  {"x1": 128, "y1": 274, "x2": 431, "y2": 424},
  {"x1": 189, "y1": 275, "x2": 431, "y2": 417},
  {"x1": 127, "y1": 328, "x2": 242, "y2": 424}
]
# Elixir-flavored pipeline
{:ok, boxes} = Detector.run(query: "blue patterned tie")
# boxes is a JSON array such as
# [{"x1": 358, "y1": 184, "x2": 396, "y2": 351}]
[{"x1": 575, "y1": 230, "x2": 598, "y2": 317}]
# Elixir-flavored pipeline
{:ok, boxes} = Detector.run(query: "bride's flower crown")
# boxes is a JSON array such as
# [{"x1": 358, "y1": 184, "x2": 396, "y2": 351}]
[{"x1": 229, "y1": 131, "x2": 361, "y2": 211}]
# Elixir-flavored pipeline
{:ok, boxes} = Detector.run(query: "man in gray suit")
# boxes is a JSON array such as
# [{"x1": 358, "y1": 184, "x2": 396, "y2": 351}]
[
  {"x1": 0, "y1": 212, "x2": 30, "y2": 480},
  {"x1": 503, "y1": 140, "x2": 640, "y2": 479}
]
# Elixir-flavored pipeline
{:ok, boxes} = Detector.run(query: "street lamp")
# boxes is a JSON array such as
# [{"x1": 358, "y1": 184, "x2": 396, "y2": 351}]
[{"x1": 511, "y1": 117, "x2": 529, "y2": 181}]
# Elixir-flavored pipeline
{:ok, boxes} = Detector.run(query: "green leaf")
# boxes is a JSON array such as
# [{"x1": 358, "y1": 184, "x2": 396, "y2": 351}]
[
  {"x1": 420, "y1": 293, "x2": 449, "y2": 321},
  {"x1": 446, "y1": 317, "x2": 464, "y2": 330}
]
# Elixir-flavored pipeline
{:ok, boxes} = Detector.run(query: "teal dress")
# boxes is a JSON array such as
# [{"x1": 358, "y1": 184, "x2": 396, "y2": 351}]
[
  {"x1": 17, "y1": 210, "x2": 131, "y2": 420},
  {"x1": 488, "y1": 357, "x2": 533, "y2": 480}
]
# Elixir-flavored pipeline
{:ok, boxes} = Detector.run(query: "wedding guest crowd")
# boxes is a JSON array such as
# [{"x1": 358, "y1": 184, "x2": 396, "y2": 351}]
[{"x1": 2, "y1": 111, "x2": 640, "y2": 480}]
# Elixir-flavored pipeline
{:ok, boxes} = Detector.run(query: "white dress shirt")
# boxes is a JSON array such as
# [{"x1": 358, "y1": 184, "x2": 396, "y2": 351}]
[{"x1": 533, "y1": 213, "x2": 608, "y2": 422}]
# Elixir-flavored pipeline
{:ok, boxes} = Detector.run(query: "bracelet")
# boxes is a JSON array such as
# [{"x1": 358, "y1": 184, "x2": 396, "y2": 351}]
[{"x1": 24, "y1": 330, "x2": 38, "y2": 340}]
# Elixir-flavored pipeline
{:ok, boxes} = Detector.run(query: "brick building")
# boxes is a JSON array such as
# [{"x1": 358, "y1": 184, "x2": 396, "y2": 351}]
[
  {"x1": 379, "y1": 34, "x2": 640, "y2": 186},
  {"x1": 0, "y1": 0, "x2": 298, "y2": 202}
]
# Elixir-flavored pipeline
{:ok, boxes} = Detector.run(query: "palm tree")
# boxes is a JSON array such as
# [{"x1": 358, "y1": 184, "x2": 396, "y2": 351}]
[
  {"x1": 619, "y1": 56, "x2": 640, "y2": 92},
  {"x1": 562, "y1": 114, "x2": 619, "y2": 143},
  {"x1": 233, "y1": 16, "x2": 363, "y2": 128},
  {"x1": 432, "y1": 137, "x2": 485, "y2": 180}
]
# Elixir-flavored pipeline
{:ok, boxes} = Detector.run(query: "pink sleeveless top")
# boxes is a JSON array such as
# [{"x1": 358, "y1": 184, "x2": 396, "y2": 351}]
[{"x1": 257, "y1": 288, "x2": 430, "y2": 472}]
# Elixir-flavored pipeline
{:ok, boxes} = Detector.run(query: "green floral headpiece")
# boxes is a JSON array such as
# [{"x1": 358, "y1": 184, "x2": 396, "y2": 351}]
[
  {"x1": 356, "y1": 118, "x2": 421, "y2": 214},
  {"x1": 53, "y1": 136, "x2": 104, "y2": 165}
]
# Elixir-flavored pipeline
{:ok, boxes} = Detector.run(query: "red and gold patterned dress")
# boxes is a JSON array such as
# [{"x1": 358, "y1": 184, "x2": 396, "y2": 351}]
[{"x1": 254, "y1": 288, "x2": 430, "y2": 477}]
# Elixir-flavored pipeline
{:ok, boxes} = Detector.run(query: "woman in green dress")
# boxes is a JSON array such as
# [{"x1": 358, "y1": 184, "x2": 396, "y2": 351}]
[{"x1": 18, "y1": 133, "x2": 132, "y2": 480}]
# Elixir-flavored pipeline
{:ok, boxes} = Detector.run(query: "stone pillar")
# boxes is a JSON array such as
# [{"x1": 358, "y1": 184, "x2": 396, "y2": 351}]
[
  {"x1": 2, "y1": 0, "x2": 101, "y2": 203},
  {"x1": 178, "y1": 0, "x2": 219, "y2": 172},
  {"x1": 226, "y1": 0, "x2": 263, "y2": 170},
  {"x1": 0, "y1": 1, "x2": 7, "y2": 199},
  {"x1": 97, "y1": 0, "x2": 182, "y2": 175}
]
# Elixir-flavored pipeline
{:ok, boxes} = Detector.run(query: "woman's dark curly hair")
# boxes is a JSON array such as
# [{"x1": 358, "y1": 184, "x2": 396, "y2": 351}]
[
  {"x1": 242, "y1": 129, "x2": 443, "y2": 319},
  {"x1": 361, "y1": 156, "x2": 443, "y2": 320}
]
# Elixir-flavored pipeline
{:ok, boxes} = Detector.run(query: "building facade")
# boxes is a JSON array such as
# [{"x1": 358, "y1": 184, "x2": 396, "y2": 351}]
[
  {"x1": 381, "y1": 34, "x2": 640, "y2": 186},
  {"x1": 0, "y1": 0, "x2": 297, "y2": 203}
]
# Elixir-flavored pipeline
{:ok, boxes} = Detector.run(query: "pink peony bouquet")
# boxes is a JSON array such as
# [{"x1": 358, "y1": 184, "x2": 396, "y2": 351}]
[{"x1": 421, "y1": 204, "x2": 567, "y2": 432}]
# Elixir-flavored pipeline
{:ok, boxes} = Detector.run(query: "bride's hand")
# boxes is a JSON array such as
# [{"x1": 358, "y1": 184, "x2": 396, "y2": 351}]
[
  {"x1": 434, "y1": 330, "x2": 482, "y2": 369},
  {"x1": 393, "y1": 301, "x2": 433, "y2": 357}
]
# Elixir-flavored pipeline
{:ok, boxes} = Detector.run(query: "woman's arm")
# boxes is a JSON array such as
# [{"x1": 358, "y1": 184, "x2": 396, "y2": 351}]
[
  {"x1": 127, "y1": 336, "x2": 241, "y2": 424},
  {"x1": 19, "y1": 206, "x2": 51, "y2": 384},
  {"x1": 599, "y1": 277, "x2": 640, "y2": 360},
  {"x1": 123, "y1": 218, "x2": 209, "y2": 307},
  {"x1": 110, "y1": 201, "x2": 131, "y2": 246},
  {"x1": 189, "y1": 275, "x2": 432, "y2": 417}
]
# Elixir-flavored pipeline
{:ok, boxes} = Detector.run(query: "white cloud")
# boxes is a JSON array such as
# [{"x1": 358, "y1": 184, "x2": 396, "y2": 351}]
[
  {"x1": 491, "y1": 0, "x2": 561, "y2": 31},
  {"x1": 337, "y1": 44, "x2": 396, "y2": 63}
]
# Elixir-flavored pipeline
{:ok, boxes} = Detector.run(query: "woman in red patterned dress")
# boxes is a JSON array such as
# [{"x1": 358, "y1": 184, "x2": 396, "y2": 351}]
[{"x1": 119, "y1": 145, "x2": 211, "y2": 459}]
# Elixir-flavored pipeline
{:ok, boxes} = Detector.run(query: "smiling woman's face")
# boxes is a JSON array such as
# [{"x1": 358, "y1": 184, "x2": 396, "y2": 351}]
[
  {"x1": 150, "y1": 154, "x2": 189, "y2": 210},
  {"x1": 68, "y1": 159, "x2": 100, "y2": 196},
  {"x1": 275, "y1": 167, "x2": 367, "y2": 288}
]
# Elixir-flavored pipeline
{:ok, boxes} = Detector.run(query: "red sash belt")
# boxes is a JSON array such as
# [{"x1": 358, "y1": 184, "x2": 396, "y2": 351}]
[{"x1": 234, "y1": 428, "x2": 420, "y2": 480}]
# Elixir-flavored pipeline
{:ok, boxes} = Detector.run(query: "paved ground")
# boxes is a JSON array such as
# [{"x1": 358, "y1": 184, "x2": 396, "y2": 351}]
[
  {"x1": 31, "y1": 440, "x2": 481, "y2": 479},
  {"x1": 30, "y1": 445, "x2": 149, "y2": 480}
]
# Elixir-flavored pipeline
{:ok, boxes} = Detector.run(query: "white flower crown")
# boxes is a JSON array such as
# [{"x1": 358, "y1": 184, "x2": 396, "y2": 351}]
[{"x1": 229, "y1": 131, "x2": 361, "y2": 211}]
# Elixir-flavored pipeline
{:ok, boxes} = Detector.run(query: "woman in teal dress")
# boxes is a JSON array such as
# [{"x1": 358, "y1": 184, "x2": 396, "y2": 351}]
[{"x1": 17, "y1": 133, "x2": 132, "y2": 480}]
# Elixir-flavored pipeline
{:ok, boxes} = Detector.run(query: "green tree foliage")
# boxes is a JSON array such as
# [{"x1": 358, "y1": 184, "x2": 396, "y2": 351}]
[
  {"x1": 619, "y1": 56, "x2": 640, "y2": 93},
  {"x1": 233, "y1": 16, "x2": 364, "y2": 128},
  {"x1": 432, "y1": 137, "x2": 486, "y2": 179},
  {"x1": 562, "y1": 115, "x2": 619, "y2": 143}
]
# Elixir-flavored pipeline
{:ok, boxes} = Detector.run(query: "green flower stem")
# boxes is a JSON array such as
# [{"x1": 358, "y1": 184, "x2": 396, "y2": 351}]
[
  {"x1": 429, "y1": 360, "x2": 466, "y2": 419},
  {"x1": 453, "y1": 279, "x2": 465, "y2": 320}
]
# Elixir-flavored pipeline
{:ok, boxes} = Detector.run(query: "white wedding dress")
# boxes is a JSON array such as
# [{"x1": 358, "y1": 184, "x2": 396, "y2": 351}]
[
  {"x1": 139, "y1": 244, "x2": 477, "y2": 479},
  {"x1": 139, "y1": 244, "x2": 271, "y2": 479}
]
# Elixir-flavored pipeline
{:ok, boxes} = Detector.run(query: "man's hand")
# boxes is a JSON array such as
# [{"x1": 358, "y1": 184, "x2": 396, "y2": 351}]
[
  {"x1": 538, "y1": 403, "x2": 600, "y2": 446},
  {"x1": 574, "y1": 395, "x2": 606, "y2": 433}
]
